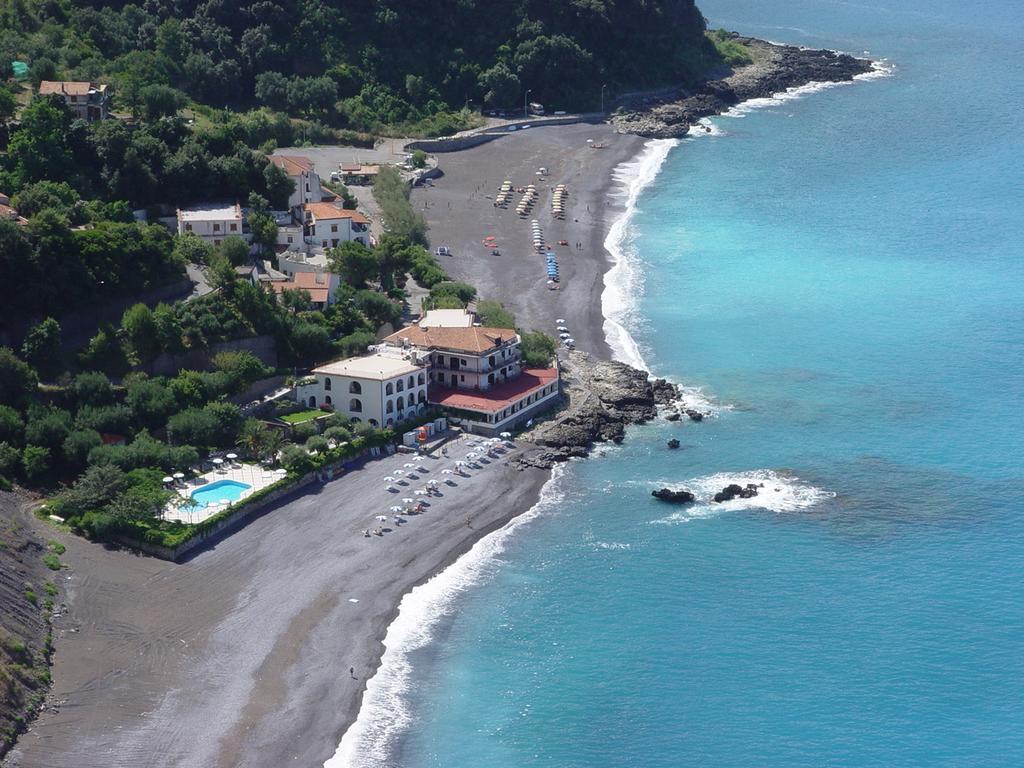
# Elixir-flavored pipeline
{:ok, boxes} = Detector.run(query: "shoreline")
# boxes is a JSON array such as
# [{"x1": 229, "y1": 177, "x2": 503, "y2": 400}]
[{"x1": 4, "y1": 37, "x2": 888, "y2": 768}]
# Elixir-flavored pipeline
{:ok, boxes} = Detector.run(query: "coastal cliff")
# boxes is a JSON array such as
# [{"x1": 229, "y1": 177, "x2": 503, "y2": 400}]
[
  {"x1": 515, "y1": 352, "x2": 681, "y2": 469},
  {"x1": 612, "y1": 35, "x2": 875, "y2": 138}
]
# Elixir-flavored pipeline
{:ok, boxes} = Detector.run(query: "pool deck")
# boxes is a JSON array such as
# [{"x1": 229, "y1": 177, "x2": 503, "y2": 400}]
[{"x1": 165, "y1": 462, "x2": 285, "y2": 524}]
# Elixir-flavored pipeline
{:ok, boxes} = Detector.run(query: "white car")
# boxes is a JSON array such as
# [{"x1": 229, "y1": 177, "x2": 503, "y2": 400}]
[{"x1": 435, "y1": 246, "x2": 451, "y2": 257}]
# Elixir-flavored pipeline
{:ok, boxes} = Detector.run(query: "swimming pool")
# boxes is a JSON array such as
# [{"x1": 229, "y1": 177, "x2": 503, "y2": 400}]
[{"x1": 189, "y1": 479, "x2": 252, "y2": 508}]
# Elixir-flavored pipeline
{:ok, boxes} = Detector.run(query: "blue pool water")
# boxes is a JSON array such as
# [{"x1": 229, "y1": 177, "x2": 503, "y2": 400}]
[
  {"x1": 190, "y1": 479, "x2": 251, "y2": 508},
  {"x1": 334, "y1": 0, "x2": 1024, "y2": 765}
]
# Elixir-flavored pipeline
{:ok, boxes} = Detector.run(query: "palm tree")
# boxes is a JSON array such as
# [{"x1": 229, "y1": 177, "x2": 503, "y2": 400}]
[
  {"x1": 237, "y1": 419, "x2": 268, "y2": 459},
  {"x1": 260, "y1": 429, "x2": 286, "y2": 465}
]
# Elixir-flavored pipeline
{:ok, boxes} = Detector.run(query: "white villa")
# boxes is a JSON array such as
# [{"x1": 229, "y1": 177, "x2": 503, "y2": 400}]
[
  {"x1": 269, "y1": 154, "x2": 326, "y2": 213},
  {"x1": 294, "y1": 311, "x2": 561, "y2": 434},
  {"x1": 176, "y1": 203, "x2": 248, "y2": 246},
  {"x1": 303, "y1": 202, "x2": 371, "y2": 249}
]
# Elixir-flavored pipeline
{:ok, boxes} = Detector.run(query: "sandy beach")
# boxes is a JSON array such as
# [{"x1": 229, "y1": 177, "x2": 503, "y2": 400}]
[
  {"x1": 6, "y1": 441, "x2": 548, "y2": 768},
  {"x1": 411, "y1": 123, "x2": 644, "y2": 358},
  {"x1": 5, "y1": 124, "x2": 643, "y2": 768}
]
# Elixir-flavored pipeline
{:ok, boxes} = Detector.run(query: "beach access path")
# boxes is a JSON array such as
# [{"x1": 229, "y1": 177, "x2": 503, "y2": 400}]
[
  {"x1": 6, "y1": 440, "x2": 548, "y2": 768},
  {"x1": 411, "y1": 122, "x2": 644, "y2": 359}
]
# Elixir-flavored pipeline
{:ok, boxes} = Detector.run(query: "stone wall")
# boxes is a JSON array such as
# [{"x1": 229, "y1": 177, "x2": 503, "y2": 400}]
[{"x1": 149, "y1": 335, "x2": 278, "y2": 377}]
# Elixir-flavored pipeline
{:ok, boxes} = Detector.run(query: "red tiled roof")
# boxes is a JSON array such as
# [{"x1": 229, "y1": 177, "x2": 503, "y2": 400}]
[
  {"x1": 383, "y1": 325, "x2": 518, "y2": 354},
  {"x1": 269, "y1": 155, "x2": 314, "y2": 176},
  {"x1": 271, "y1": 270, "x2": 333, "y2": 302},
  {"x1": 39, "y1": 80, "x2": 91, "y2": 96},
  {"x1": 428, "y1": 368, "x2": 558, "y2": 413},
  {"x1": 304, "y1": 202, "x2": 371, "y2": 224}
]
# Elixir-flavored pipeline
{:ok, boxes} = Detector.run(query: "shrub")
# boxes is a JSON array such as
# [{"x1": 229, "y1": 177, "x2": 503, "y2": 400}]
[
  {"x1": 0, "y1": 405, "x2": 24, "y2": 445},
  {"x1": 75, "y1": 404, "x2": 132, "y2": 435},
  {"x1": 305, "y1": 435, "x2": 328, "y2": 453},
  {"x1": 22, "y1": 445, "x2": 50, "y2": 481},
  {"x1": 72, "y1": 371, "x2": 115, "y2": 406},
  {"x1": 42, "y1": 553, "x2": 61, "y2": 571},
  {"x1": 63, "y1": 429, "x2": 103, "y2": 468},
  {"x1": 476, "y1": 300, "x2": 516, "y2": 329},
  {"x1": 520, "y1": 330, "x2": 557, "y2": 368},
  {"x1": 291, "y1": 421, "x2": 318, "y2": 442},
  {"x1": 281, "y1": 444, "x2": 314, "y2": 474},
  {"x1": 323, "y1": 426, "x2": 351, "y2": 443},
  {"x1": 25, "y1": 407, "x2": 72, "y2": 451}
]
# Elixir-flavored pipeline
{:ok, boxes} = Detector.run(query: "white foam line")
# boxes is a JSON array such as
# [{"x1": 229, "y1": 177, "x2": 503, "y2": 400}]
[
  {"x1": 602, "y1": 138, "x2": 678, "y2": 372},
  {"x1": 325, "y1": 464, "x2": 568, "y2": 768}
]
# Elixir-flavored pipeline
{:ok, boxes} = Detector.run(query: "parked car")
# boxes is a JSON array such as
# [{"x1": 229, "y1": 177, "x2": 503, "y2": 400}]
[{"x1": 436, "y1": 246, "x2": 451, "y2": 257}]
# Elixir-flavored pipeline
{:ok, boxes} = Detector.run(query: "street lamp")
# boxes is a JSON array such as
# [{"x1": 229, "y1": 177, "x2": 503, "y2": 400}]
[
  {"x1": 601, "y1": 84, "x2": 607, "y2": 115},
  {"x1": 524, "y1": 88, "x2": 531, "y2": 119}
]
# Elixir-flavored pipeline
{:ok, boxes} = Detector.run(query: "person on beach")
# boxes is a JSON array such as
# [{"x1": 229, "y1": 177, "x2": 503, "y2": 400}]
[{"x1": 350, "y1": 667, "x2": 356, "y2": 679}]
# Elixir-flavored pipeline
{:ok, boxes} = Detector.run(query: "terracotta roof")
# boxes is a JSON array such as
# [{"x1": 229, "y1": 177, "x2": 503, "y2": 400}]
[
  {"x1": 428, "y1": 368, "x2": 559, "y2": 413},
  {"x1": 269, "y1": 155, "x2": 314, "y2": 176},
  {"x1": 270, "y1": 270, "x2": 334, "y2": 303},
  {"x1": 39, "y1": 80, "x2": 102, "y2": 96},
  {"x1": 383, "y1": 325, "x2": 519, "y2": 354},
  {"x1": 304, "y1": 202, "x2": 370, "y2": 224}
]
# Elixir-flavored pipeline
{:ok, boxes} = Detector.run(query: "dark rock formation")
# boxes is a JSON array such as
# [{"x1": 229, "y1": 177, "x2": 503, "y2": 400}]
[
  {"x1": 665, "y1": 411, "x2": 681, "y2": 422},
  {"x1": 667, "y1": 438, "x2": 680, "y2": 449},
  {"x1": 685, "y1": 409, "x2": 704, "y2": 422},
  {"x1": 611, "y1": 36, "x2": 876, "y2": 139},
  {"x1": 513, "y1": 351, "x2": 681, "y2": 469},
  {"x1": 713, "y1": 483, "x2": 762, "y2": 503},
  {"x1": 652, "y1": 488, "x2": 695, "y2": 503}
]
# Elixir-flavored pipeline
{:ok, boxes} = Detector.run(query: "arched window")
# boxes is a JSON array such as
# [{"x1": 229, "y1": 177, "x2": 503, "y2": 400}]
[
  {"x1": 408, "y1": 375, "x2": 415, "y2": 389},
  {"x1": 308, "y1": 396, "x2": 316, "y2": 407},
  {"x1": 350, "y1": 417, "x2": 361, "y2": 424},
  {"x1": 386, "y1": 418, "x2": 394, "y2": 426},
  {"x1": 396, "y1": 379, "x2": 404, "y2": 392},
  {"x1": 386, "y1": 400, "x2": 394, "y2": 413},
  {"x1": 349, "y1": 381, "x2": 362, "y2": 394},
  {"x1": 369, "y1": 419, "x2": 379, "y2": 427},
  {"x1": 386, "y1": 383, "x2": 393, "y2": 395},
  {"x1": 396, "y1": 395, "x2": 404, "y2": 409},
  {"x1": 325, "y1": 395, "x2": 332, "y2": 405},
  {"x1": 324, "y1": 377, "x2": 332, "y2": 391},
  {"x1": 349, "y1": 398, "x2": 362, "y2": 412},
  {"x1": 418, "y1": 391, "x2": 426, "y2": 403},
  {"x1": 418, "y1": 372, "x2": 425, "y2": 385}
]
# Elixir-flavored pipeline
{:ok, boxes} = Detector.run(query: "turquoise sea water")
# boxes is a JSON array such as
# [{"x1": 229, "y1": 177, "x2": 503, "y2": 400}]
[{"x1": 334, "y1": 1, "x2": 1024, "y2": 765}]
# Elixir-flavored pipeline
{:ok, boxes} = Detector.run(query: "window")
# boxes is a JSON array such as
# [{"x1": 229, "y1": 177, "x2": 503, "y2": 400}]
[
  {"x1": 213, "y1": 223, "x2": 221, "y2": 232},
  {"x1": 386, "y1": 418, "x2": 394, "y2": 426},
  {"x1": 230, "y1": 223, "x2": 237, "y2": 232},
  {"x1": 349, "y1": 398, "x2": 362, "y2": 412},
  {"x1": 308, "y1": 396, "x2": 316, "y2": 407},
  {"x1": 325, "y1": 395, "x2": 332, "y2": 405},
  {"x1": 214, "y1": 240, "x2": 221, "y2": 246},
  {"x1": 287, "y1": 236, "x2": 293, "y2": 243},
  {"x1": 386, "y1": 383, "x2": 393, "y2": 395},
  {"x1": 184, "y1": 223, "x2": 192, "y2": 232},
  {"x1": 324, "y1": 378, "x2": 332, "y2": 391},
  {"x1": 436, "y1": 355, "x2": 445, "y2": 366},
  {"x1": 408, "y1": 376, "x2": 414, "y2": 389},
  {"x1": 369, "y1": 419, "x2": 379, "y2": 427},
  {"x1": 396, "y1": 395, "x2": 404, "y2": 409},
  {"x1": 306, "y1": 183, "x2": 310, "y2": 192},
  {"x1": 396, "y1": 379, "x2": 404, "y2": 392},
  {"x1": 350, "y1": 417, "x2": 361, "y2": 424},
  {"x1": 321, "y1": 240, "x2": 327, "y2": 248},
  {"x1": 386, "y1": 401, "x2": 394, "y2": 413},
  {"x1": 417, "y1": 372, "x2": 425, "y2": 385},
  {"x1": 437, "y1": 372, "x2": 445, "y2": 384},
  {"x1": 331, "y1": 239, "x2": 339, "y2": 247},
  {"x1": 349, "y1": 381, "x2": 362, "y2": 394},
  {"x1": 418, "y1": 391, "x2": 426, "y2": 403},
  {"x1": 331, "y1": 224, "x2": 338, "y2": 233}
]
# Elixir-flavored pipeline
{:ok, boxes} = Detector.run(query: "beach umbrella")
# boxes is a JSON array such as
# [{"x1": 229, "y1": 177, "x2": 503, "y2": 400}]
[
  {"x1": 384, "y1": 476, "x2": 395, "y2": 483},
  {"x1": 560, "y1": 332, "x2": 570, "y2": 338},
  {"x1": 212, "y1": 457, "x2": 223, "y2": 466},
  {"x1": 402, "y1": 497, "x2": 414, "y2": 504},
  {"x1": 557, "y1": 326, "x2": 569, "y2": 331},
  {"x1": 173, "y1": 472, "x2": 185, "y2": 481},
  {"x1": 455, "y1": 460, "x2": 465, "y2": 467},
  {"x1": 162, "y1": 476, "x2": 174, "y2": 484},
  {"x1": 226, "y1": 453, "x2": 237, "y2": 461},
  {"x1": 390, "y1": 505, "x2": 403, "y2": 513},
  {"x1": 413, "y1": 455, "x2": 426, "y2": 462},
  {"x1": 441, "y1": 469, "x2": 453, "y2": 475},
  {"x1": 414, "y1": 489, "x2": 427, "y2": 496},
  {"x1": 500, "y1": 432, "x2": 512, "y2": 439},
  {"x1": 404, "y1": 462, "x2": 415, "y2": 468},
  {"x1": 394, "y1": 469, "x2": 404, "y2": 476},
  {"x1": 428, "y1": 479, "x2": 439, "y2": 487},
  {"x1": 376, "y1": 515, "x2": 388, "y2": 522},
  {"x1": 566, "y1": 338, "x2": 575, "y2": 344},
  {"x1": 556, "y1": 318, "x2": 566, "y2": 323}
]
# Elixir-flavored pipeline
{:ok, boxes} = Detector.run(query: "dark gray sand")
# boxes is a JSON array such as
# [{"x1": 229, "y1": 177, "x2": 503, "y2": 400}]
[
  {"x1": 6, "y1": 444, "x2": 548, "y2": 768},
  {"x1": 412, "y1": 123, "x2": 644, "y2": 359}
]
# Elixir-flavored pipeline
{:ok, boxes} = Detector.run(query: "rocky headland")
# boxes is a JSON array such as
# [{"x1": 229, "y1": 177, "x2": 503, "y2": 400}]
[
  {"x1": 611, "y1": 35, "x2": 876, "y2": 138},
  {"x1": 515, "y1": 351, "x2": 687, "y2": 469}
]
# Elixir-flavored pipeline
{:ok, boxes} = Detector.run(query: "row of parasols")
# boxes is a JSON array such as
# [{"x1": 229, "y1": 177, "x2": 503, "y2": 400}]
[
  {"x1": 551, "y1": 184, "x2": 568, "y2": 219},
  {"x1": 372, "y1": 435, "x2": 513, "y2": 535},
  {"x1": 516, "y1": 184, "x2": 539, "y2": 217},
  {"x1": 532, "y1": 220, "x2": 560, "y2": 283},
  {"x1": 494, "y1": 179, "x2": 515, "y2": 208}
]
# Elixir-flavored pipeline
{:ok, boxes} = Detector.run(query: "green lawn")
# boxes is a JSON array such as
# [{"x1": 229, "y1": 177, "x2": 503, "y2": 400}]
[{"x1": 279, "y1": 409, "x2": 325, "y2": 424}]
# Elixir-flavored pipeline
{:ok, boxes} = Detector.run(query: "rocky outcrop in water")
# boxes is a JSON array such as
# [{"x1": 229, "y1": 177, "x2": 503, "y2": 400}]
[
  {"x1": 713, "y1": 483, "x2": 762, "y2": 503},
  {"x1": 667, "y1": 438, "x2": 680, "y2": 449},
  {"x1": 514, "y1": 352, "x2": 681, "y2": 469},
  {"x1": 652, "y1": 488, "x2": 695, "y2": 503},
  {"x1": 611, "y1": 36, "x2": 876, "y2": 139}
]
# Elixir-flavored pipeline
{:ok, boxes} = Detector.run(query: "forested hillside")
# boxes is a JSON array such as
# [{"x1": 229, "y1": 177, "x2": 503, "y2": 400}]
[{"x1": 0, "y1": 0, "x2": 716, "y2": 131}]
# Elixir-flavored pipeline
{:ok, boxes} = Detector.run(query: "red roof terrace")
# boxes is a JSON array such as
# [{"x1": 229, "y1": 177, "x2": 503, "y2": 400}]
[{"x1": 428, "y1": 367, "x2": 558, "y2": 414}]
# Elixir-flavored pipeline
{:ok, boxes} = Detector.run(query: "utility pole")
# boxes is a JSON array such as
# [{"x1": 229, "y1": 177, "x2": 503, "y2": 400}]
[
  {"x1": 524, "y1": 88, "x2": 531, "y2": 119},
  {"x1": 601, "y1": 84, "x2": 607, "y2": 115}
]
